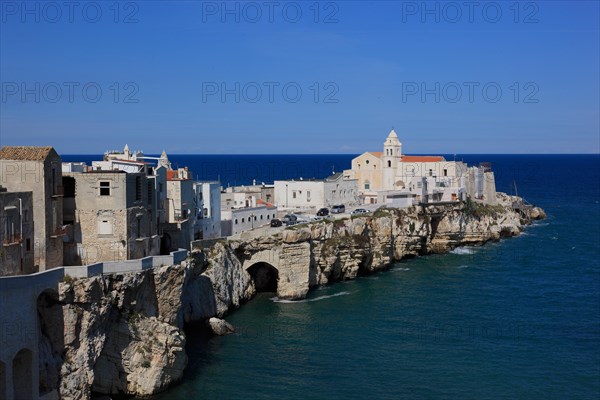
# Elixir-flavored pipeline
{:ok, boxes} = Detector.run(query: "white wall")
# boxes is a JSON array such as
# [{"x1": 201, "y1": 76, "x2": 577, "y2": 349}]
[{"x1": 221, "y1": 206, "x2": 277, "y2": 236}]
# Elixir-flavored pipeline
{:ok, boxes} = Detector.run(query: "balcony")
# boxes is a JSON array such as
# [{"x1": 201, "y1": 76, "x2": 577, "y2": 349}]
[
  {"x1": 2, "y1": 233, "x2": 22, "y2": 246},
  {"x1": 50, "y1": 225, "x2": 68, "y2": 238},
  {"x1": 51, "y1": 185, "x2": 64, "y2": 198}
]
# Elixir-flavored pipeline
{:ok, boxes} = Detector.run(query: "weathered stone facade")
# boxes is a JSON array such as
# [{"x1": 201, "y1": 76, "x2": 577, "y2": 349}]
[
  {"x1": 62, "y1": 171, "x2": 160, "y2": 265},
  {"x1": 0, "y1": 146, "x2": 64, "y2": 270},
  {"x1": 0, "y1": 189, "x2": 34, "y2": 275}
]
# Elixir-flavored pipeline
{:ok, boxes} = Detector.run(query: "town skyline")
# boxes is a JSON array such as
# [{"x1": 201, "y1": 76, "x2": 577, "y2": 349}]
[{"x1": 1, "y1": 1, "x2": 598, "y2": 154}]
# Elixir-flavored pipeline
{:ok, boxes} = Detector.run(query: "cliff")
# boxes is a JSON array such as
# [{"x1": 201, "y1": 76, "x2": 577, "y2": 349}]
[{"x1": 40, "y1": 195, "x2": 545, "y2": 398}]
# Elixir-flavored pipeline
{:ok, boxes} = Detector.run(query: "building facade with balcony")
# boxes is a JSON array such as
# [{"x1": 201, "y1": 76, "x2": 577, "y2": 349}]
[
  {"x1": 62, "y1": 170, "x2": 160, "y2": 265},
  {"x1": 0, "y1": 146, "x2": 64, "y2": 269},
  {"x1": 0, "y1": 187, "x2": 34, "y2": 275}
]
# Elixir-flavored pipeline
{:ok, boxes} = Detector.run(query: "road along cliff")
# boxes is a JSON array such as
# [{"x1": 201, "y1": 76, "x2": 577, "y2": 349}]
[{"x1": 40, "y1": 194, "x2": 546, "y2": 398}]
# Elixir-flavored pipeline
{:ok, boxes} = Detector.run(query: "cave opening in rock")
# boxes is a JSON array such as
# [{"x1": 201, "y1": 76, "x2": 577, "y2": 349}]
[{"x1": 247, "y1": 262, "x2": 279, "y2": 293}]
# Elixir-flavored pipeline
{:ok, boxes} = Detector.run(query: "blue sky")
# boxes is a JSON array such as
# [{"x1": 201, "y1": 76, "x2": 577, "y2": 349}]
[{"x1": 0, "y1": 0, "x2": 598, "y2": 154}]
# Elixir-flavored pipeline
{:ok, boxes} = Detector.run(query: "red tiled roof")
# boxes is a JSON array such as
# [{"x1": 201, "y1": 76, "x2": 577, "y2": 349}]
[
  {"x1": 166, "y1": 170, "x2": 177, "y2": 180},
  {"x1": 401, "y1": 156, "x2": 445, "y2": 162},
  {"x1": 369, "y1": 152, "x2": 383, "y2": 158},
  {"x1": 257, "y1": 198, "x2": 274, "y2": 207}
]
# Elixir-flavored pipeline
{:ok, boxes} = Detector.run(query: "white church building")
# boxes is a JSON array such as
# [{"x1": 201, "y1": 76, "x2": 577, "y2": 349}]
[{"x1": 343, "y1": 129, "x2": 494, "y2": 205}]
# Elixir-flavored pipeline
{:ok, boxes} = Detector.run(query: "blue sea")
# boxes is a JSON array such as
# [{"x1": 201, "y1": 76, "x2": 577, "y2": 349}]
[{"x1": 63, "y1": 154, "x2": 600, "y2": 399}]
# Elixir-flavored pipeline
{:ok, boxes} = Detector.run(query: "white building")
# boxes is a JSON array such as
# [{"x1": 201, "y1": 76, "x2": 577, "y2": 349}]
[
  {"x1": 344, "y1": 129, "x2": 477, "y2": 204},
  {"x1": 193, "y1": 181, "x2": 222, "y2": 239},
  {"x1": 274, "y1": 173, "x2": 358, "y2": 210},
  {"x1": 221, "y1": 205, "x2": 277, "y2": 236}
]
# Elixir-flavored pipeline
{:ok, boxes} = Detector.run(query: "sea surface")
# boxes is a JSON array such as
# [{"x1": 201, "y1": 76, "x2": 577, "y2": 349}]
[{"x1": 63, "y1": 154, "x2": 600, "y2": 399}]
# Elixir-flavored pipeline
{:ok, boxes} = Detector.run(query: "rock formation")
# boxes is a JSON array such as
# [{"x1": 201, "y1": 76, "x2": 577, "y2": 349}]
[{"x1": 38, "y1": 195, "x2": 545, "y2": 398}]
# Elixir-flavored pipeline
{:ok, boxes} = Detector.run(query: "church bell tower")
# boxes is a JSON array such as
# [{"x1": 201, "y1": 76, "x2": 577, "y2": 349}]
[{"x1": 382, "y1": 128, "x2": 402, "y2": 190}]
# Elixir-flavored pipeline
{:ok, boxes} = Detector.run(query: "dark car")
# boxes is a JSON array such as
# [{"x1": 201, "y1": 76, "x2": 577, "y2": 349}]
[
  {"x1": 331, "y1": 205, "x2": 346, "y2": 214},
  {"x1": 282, "y1": 214, "x2": 298, "y2": 222},
  {"x1": 270, "y1": 218, "x2": 283, "y2": 227},
  {"x1": 316, "y1": 208, "x2": 329, "y2": 216}
]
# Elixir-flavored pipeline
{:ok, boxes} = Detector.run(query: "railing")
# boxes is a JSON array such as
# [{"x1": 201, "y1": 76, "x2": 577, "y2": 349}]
[
  {"x1": 2, "y1": 233, "x2": 22, "y2": 246},
  {"x1": 50, "y1": 225, "x2": 67, "y2": 238},
  {"x1": 52, "y1": 185, "x2": 64, "y2": 197}
]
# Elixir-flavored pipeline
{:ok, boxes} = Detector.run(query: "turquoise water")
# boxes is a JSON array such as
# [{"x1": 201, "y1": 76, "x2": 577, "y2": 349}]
[
  {"x1": 65, "y1": 155, "x2": 584, "y2": 400},
  {"x1": 131, "y1": 155, "x2": 598, "y2": 399}
]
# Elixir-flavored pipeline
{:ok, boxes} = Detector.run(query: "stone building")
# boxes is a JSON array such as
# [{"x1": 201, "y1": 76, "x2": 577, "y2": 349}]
[
  {"x1": 343, "y1": 129, "x2": 471, "y2": 204},
  {"x1": 62, "y1": 170, "x2": 160, "y2": 265},
  {"x1": 0, "y1": 146, "x2": 64, "y2": 269},
  {"x1": 162, "y1": 167, "x2": 196, "y2": 251},
  {"x1": 193, "y1": 181, "x2": 222, "y2": 240},
  {"x1": 0, "y1": 187, "x2": 34, "y2": 275},
  {"x1": 221, "y1": 205, "x2": 277, "y2": 236}
]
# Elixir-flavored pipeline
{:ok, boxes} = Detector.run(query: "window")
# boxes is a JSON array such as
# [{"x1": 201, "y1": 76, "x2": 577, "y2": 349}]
[
  {"x1": 307, "y1": 191, "x2": 311, "y2": 201},
  {"x1": 366, "y1": 160, "x2": 369, "y2": 165},
  {"x1": 242, "y1": 218, "x2": 245, "y2": 223},
  {"x1": 388, "y1": 160, "x2": 391, "y2": 167},
  {"x1": 235, "y1": 219, "x2": 238, "y2": 224},
  {"x1": 443, "y1": 169, "x2": 448, "y2": 176},
  {"x1": 364, "y1": 181, "x2": 370, "y2": 190},
  {"x1": 5, "y1": 215, "x2": 14, "y2": 238},
  {"x1": 98, "y1": 219, "x2": 112, "y2": 235},
  {"x1": 99, "y1": 181, "x2": 110, "y2": 196},
  {"x1": 135, "y1": 176, "x2": 142, "y2": 201},
  {"x1": 292, "y1": 191, "x2": 297, "y2": 199},
  {"x1": 260, "y1": 215, "x2": 263, "y2": 220},
  {"x1": 429, "y1": 169, "x2": 433, "y2": 177},
  {"x1": 26, "y1": 238, "x2": 31, "y2": 251}
]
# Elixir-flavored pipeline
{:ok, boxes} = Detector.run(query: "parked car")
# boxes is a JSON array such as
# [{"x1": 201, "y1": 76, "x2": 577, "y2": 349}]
[
  {"x1": 351, "y1": 208, "x2": 368, "y2": 215},
  {"x1": 331, "y1": 205, "x2": 345, "y2": 214},
  {"x1": 286, "y1": 220, "x2": 300, "y2": 226},
  {"x1": 282, "y1": 214, "x2": 298, "y2": 223},
  {"x1": 316, "y1": 208, "x2": 329, "y2": 216},
  {"x1": 270, "y1": 218, "x2": 283, "y2": 227}
]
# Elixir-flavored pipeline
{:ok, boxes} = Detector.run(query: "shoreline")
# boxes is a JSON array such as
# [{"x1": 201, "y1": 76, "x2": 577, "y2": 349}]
[{"x1": 40, "y1": 194, "x2": 546, "y2": 398}]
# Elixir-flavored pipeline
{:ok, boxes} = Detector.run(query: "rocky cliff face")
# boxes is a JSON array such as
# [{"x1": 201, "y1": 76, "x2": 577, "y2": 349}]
[{"x1": 40, "y1": 195, "x2": 545, "y2": 398}]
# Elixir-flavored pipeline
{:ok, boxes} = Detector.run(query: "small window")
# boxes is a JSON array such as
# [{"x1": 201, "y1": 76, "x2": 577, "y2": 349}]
[
  {"x1": 242, "y1": 218, "x2": 245, "y2": 223},
  {"x1": 429, "y1": 169, "x2": 433, "y2": 177},
  {"x1": 443, "y1": 169, "x2": 448, "y2": 176},
  {"x1": 307, "y1": 191, "x2": 311, "y2": 201},
  {"x1": 388, "y1": 160, "x2": 391, "y2": 168},
  {"x1": 99, "y1": 181, "x2": 111, "y2": 196},
  {"x1": 260, "y1": 215, "x2": 263, "y2": 220},
  {"x1": 364, "y1": 182, "x2": 370, "y2": 190},
  {"x1": 235, "y1": 219, "x2": 238, "y2": 224},
  {"x1": 366, "y1": 160, "x2": 369, "y2": 165},
  {"x1": 98, "y1": 219, "x2": 112, "y2": 235},
  {"x1": 292, "y1": 191, "x2": 297, "y2": 199}
]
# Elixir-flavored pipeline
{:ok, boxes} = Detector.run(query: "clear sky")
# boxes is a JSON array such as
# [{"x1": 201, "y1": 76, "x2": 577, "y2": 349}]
[{"x1": 0, "y1": 0, "x2": 598, "y2": 154}]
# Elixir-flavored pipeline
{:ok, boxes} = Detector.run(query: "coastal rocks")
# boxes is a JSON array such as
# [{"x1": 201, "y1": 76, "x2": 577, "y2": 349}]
[
  {"x1": 208, "y1": 317, "x2": 235, "y2": 335},
  {"x1": 38, "y1": 193, "x2": 545, "y2": 399}
]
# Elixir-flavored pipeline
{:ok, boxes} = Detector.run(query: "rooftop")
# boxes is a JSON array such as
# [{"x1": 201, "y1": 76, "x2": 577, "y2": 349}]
[{"x1": 0, "y1": 146, "x2": 58, "y2": 161}]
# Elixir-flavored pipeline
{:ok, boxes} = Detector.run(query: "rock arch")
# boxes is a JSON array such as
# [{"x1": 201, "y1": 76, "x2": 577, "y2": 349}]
[
  {"x1": 12, "y1": 348, "x2": 33, "y2": 400},
  {"x1": 247, "y1": 262, "x2": 279, "y2": 293}
]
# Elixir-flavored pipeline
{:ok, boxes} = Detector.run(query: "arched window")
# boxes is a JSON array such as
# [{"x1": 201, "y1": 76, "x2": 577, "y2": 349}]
[{"x1": 387, "y1": 160, "x2": 391, "y2": 168}]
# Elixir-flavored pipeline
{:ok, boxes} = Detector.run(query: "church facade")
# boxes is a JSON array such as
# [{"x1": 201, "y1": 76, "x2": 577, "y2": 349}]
[{"x1": 343, "y1": 129, "x2": 472, "y2": 204}]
